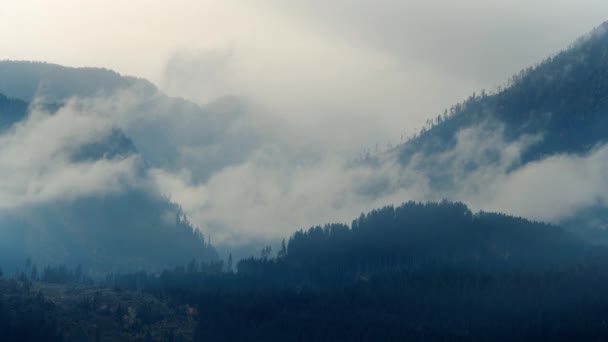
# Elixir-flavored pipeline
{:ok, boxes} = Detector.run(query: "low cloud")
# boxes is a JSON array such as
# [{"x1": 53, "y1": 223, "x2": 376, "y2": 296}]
[
  {"x1": 149, "y1": 149, "x2": 425, "y2": 245},
  {"x1": 405, "y1": 123, "x2": 608, "y2": 225},
  {"x1": 0, "y1": 84, "x2": 608, "y2": 245},
  {"x1": 0, "y1": 101, "x2": 140, "y2": 210},
  {"x1": 475, "y1": 146, "x2": 608, "y2": 222},
  {"x1": 3, "y1": 84, "x2": 607, "y2": 248},
  {"x1": 147, "y1": 117, "x2": 608, "y2": 245}
]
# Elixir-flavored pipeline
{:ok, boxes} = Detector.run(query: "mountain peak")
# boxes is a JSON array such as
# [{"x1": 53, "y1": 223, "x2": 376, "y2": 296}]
[{"x1": 0, "y1": 60, "x2": 157, "y2": 102}]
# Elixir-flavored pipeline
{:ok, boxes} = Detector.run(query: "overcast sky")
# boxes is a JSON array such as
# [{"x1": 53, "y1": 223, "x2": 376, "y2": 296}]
[{"x1": 1, "y1": 1, "x2": 606, "y2": 143}]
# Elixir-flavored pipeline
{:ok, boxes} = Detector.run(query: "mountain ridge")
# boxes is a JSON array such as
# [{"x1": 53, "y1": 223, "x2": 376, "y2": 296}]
[
  {"x1": 398, "y1": 21, "x2": 608, "y2": 164},
  {"x1": 0, "y1": 90, "x2": 218, "y2": 273}
]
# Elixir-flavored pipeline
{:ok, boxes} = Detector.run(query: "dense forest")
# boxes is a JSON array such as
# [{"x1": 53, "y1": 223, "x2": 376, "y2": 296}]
[{"x1": 4, "y1": 201, "x2": 608, "y2": 341}]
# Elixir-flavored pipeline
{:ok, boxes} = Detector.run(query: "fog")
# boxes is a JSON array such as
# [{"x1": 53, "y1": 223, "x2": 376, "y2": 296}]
[
  {"x1": 0, "y1": 101, "x2": 139, "y2": 210},
  {"x1": 2, "y1": 1, "x2": 608, "y2": 246},
  {"x1": 146, "y1": 118, "x2": 608, "y2": 244}
]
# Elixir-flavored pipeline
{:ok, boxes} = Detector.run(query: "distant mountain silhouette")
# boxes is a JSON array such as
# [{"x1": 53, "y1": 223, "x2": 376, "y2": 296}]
[{"x1": 0, "y1": 60, "x2": 156, "y2": 102}]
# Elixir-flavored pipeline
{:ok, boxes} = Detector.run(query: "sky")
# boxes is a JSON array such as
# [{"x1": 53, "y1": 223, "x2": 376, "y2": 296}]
[
  {"x1": 2, "y1": 1, "x2": 608, "y2": 246},
  {"x1": 1, "y1": 0, "x2": 607, "y2": 144}
]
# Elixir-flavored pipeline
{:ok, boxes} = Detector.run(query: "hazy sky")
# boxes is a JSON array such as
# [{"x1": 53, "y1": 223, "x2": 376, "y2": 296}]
[{"x1": 2, "y1": 1, "x2": 607, "y2": 142}]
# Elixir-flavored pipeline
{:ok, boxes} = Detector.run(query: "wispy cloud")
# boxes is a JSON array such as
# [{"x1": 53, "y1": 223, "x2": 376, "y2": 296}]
[
  {"x1": 2, "y1": 83, "x2": 607, "y2": 248},
  {"x1": 0, "y1": 101, "x2": 139, "y2": 210}
]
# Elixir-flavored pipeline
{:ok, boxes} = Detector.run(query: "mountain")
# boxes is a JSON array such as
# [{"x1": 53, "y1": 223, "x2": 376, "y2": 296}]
[
  {"x1": 0, "y1": 190, "x2": 217, "y2": 274},
  {"x1": 6, "y1": 22, "x2": 608, "y2": 339},
  {"x1": 0, "y1": 60, "x2": 267, "y2": 273},
  {"x1": 0, "y1": 60, "x2": 156, "y2": 102},
  {"x1": 238, "y1": 201, "x2": 592, "y2": 281},
  {"x1": 382, "y1": 22, "x2": 608, "y2": 241},
  {"x1": 6, "y1": 201, "x2": 607, "y2": 342},
  {"x1": 398, "y1": 21, "x2": 608, "y2": 164},
  {"x1": 0, "y1": 93, "x2": 28, "y2": 130},
  {"x1": 97, "y1": 201, "x2": 608, "y2": 341},
  {"x1": 0, "y1": 60, "x2": 256, "y2": 183},
  {"x1": 0, "y1": 84, "x2": 218, "y2": 273},
  {"x1": 3, "y1": 20, "x2": 608, "y2": 272}
]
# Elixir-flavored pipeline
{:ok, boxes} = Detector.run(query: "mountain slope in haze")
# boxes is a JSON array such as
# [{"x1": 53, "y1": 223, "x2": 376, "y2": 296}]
[
  {"x1": 0, "y1": 91, "x2": 217, "y2": 273},
  {"x1": 0, "y1": 60, "x2": 156, "y2": 102},
  {"x1": 0, "y1": 60, "x2": 257, "y2": 183},
  {"x1": 0, "y1": 60, "x2": 264, "y2": 272},
  {"x1": 0, "y1": 191, "x2": 217, "y2": 274},
  {"x1": 0, "y1": 60, "x2": 263, "y2": 273},
  {"x1": 6, "y1": 18, "x2": 608, "y2": 272},
  {"x1": 0, "y1": 93, "x2": 28, "y2": 130},
  {"x1": 385, "y1": 21, "x2": 608, "y2": 242},
  {"x1": 399, "y1": 21, "x2": 608, "y2": 164}
]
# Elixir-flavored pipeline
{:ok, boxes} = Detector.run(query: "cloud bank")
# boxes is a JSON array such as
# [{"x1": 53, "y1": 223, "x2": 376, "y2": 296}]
[
  {"x1": 2, "y1": 85, "x2": 608, "y2": 248},
  {"x1": 0, "y1": 101, "x2": 139, "y2": 210},
  {"x1": 144, "y1": 118, "x2": 608, "y2": 245}
]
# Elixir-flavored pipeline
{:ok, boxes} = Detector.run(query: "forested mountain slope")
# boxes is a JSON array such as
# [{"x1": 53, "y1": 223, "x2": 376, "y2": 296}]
[
  {"x1": 92, "y1": 201, "x2": 608, "y2": 341},
  {"x1": 0, "y1": 60, "x2": 254, "y2": 182},
  {"x1": 0, "y1": 93, "x2": 28, "y2": 130},
  {"x1": 380, "y1": 22, "x2": 608, "y2": 243},
  {"x1": 400, "y1": 22, "x2": 608, "y2": 163},
  {"x1": 237, "y1": 201, "x2": 592, "y2": 282},
  {"x1": 0, "y1": 91, "x2": 217, "y2": 273}
]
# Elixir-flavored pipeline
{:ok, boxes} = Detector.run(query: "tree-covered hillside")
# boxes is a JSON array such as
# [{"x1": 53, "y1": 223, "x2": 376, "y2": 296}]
[
  {"x1": 0, "y1": 92, "x2": 217, "y2": 273},
  {"x1": 0, "y1": 60, "x2": 255, "y2": 182},
  {"x1": 0, "y1": 93, "x2": 28, "y2": 130},
  {"x1": 400, "y1": 21, "x2": 608, "y2": 163},
  {"x1": 236, "y1": 201, "x2": 591, "y2": 285},
  {"x1": 3, "y1": 200, "x2": 608, "y2": 341},
  {"x1": 89, "y1": 201, "x2": 608, "y2": 341}
]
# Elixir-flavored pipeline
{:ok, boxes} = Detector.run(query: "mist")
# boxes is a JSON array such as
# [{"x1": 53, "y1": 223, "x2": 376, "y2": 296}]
[
  {"x1": 0, "y1": 100, "x2": 139, "y2": 210},
  {"x1": 2, "y1": 2, "x2": 608, "y2": 248},
  {"x1": 143, "y1": 115, "x2": 608, "y2": 245}
]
